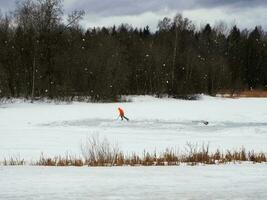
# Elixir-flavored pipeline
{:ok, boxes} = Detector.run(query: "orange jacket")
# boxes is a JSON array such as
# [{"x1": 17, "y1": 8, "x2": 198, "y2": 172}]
[{"x1": 118, "y1": 107, "x2": 124, "y2": 116}]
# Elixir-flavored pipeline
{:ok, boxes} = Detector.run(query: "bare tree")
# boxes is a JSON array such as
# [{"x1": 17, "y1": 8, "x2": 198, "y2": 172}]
[{"x1": 66, "y1": 10, "x2": 85, "y2": 28}]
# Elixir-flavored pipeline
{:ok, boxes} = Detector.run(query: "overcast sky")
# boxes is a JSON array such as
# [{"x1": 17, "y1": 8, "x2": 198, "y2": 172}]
[{"x1": 1, "y1": 0, "x2": 266, "y2": 31}]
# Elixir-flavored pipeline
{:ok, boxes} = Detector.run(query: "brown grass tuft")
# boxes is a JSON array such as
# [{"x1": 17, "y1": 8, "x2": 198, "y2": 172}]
[
  {"x1": 218, "y1": 89, "x2": 267, "y2": 98},
  {"x1": 81, "y1": 136, "x2": 121, "y2": 166},
  {"x1": 248, "y1": 151, "x2": 266, "y2": 163},
  {"x1": 1, "y1": 138, "x2": 267, "y2": 167},
  {"x1": 2, "y1": 156, "x2": 25, "y2": 166},
  {"x1": 35, "y1": 153, "x2": 83, "y2": 166}
]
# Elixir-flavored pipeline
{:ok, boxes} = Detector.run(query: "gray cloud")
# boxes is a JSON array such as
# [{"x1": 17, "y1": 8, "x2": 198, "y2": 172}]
[
  {"x1": 1, "y1": 0, "x2": 266, "y2": 17},
  {"x1": 64, "y1": 0, "x2": 267, "y2": 16},
  {"x1": 0, "y1": 0, "x2": 16, "y2": 12},
  {"x1": 200, "y1": 0, "x2": 266, "y2": 8},
  {"x1": 65, "y1": 0, "x2": 196, "y2": 16},
  {"x1": 0, "y1": 0, "x2": 266, "y2": 30},
  {"x1": 64, "y1": 0, "x2": 267, "y2": 31}
]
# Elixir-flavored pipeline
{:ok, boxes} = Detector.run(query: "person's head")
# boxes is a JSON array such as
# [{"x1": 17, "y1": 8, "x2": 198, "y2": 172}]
[{"x1": 118, "y1": 107, "x2": 124, "y2": 114}]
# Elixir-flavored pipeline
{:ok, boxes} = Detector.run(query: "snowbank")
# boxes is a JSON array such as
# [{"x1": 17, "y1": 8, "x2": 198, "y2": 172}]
[{"x1": 1, "y1": 164, "x2": 267, "y2": 200}]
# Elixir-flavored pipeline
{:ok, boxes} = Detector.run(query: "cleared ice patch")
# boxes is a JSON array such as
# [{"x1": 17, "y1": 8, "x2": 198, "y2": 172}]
[{"x1": 39, "y1": 118, "x2": 267, "y2": 133}]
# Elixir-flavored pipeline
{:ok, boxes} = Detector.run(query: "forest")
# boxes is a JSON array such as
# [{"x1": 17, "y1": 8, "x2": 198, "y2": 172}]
[{"x1": 0, "y1": 0, "x2": 266, "y2": 101}]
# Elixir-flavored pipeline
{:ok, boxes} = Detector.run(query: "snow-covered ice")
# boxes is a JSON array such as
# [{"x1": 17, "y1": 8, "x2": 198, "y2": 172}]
[
  {"x1": 1, "y1": 164, "x2": 267, "y2": 200},
  {"x1": 1, "y1": 96, "x2": 267, "y2": 199},
  {"x1": 0, "y1": 95, "x2": 267, "y2": 160}
]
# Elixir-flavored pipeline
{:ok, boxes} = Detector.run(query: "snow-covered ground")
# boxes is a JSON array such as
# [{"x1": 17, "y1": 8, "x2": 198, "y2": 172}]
[
  {"x1": 0, "y1": 95, "x2": 267, "y2": 160},
  {"x1": 1, "y1": 96, "x2": 267, "y2": 199},
  {"x1": 1, "y1": 164, "x2": 267, "y2": 200}
]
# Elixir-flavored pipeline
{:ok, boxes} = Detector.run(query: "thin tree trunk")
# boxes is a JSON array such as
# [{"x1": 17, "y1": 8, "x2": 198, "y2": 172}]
[
  {"x1": 171, "y1": 26, "x2": 178, "y2": 93},
  {"x1": 31, "y1": 53, "x2": 36, "y2": 103}
]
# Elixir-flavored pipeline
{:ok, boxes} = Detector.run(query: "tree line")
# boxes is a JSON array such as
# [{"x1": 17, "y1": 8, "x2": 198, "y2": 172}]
[{"x1": 0, "y1": 0, "x2": 266, "y2": 101}]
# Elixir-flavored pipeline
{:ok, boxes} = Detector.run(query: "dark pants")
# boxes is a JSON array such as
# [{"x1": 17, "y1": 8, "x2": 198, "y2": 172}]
[{"x1": 120, "y1": 115, "x2": 129, "y2": 121}]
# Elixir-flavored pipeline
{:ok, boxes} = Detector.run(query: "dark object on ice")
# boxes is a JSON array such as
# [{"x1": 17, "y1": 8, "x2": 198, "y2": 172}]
[
  {"x1": 203, "y1": 121, "x2": 209, "y2": 125},
  {"x1": 192, "y1": 120, "x2": 209, "y2": 125},
  {"x1": 196, "y1": 120, "x2": 209, "y2": 125}
]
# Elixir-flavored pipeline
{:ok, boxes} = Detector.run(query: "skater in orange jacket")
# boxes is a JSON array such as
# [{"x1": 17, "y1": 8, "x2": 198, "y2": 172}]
[{"x1": 118, "y1": 107, "x2": 129, "y2": 121}]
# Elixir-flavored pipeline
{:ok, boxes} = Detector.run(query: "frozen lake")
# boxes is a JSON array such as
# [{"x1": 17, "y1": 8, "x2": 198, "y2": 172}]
[
  {"x1": 0, "y1": 95, "x2": 267, "y2": 160},
  {"x1": 1, "y1": 95, "x2": 267, "y2": 200}
]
